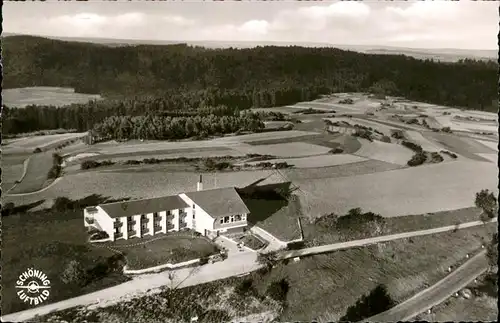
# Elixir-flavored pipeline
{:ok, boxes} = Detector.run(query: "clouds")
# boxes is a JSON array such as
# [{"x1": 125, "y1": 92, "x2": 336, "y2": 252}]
[{"x1": 3, "y1": 1, "x2": 498, "y2": 49}]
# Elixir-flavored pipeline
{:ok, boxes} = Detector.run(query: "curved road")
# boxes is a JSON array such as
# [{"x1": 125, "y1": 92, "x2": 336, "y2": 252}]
[
  {"x1": 1, "y1": 218, "x2": 495, "y2": 322},
  {"x1": 362, "y1": 250, "x2": 489, "y2": 322}
]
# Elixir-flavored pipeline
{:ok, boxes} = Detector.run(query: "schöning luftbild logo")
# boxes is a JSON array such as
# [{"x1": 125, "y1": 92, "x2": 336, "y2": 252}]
[{"x1": 15, "y1": 268, "x2": 51, "y2": 306}]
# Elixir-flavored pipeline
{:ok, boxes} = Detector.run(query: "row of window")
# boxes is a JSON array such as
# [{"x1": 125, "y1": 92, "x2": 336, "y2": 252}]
[{"x1": 219, "y1": 214, "x2": 246, "y2": 224}]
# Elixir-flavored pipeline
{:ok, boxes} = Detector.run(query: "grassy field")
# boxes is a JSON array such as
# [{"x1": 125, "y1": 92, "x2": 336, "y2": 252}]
[
  {"x1": 33, "y1": 223, "x2": 496, "y2": 322},
  {"x1": 475, "y1": 139, "x2": 498, "y2": 152},
  {"x1": 354, "y1": 139, "x2": 414, "y2": 165},
  {"x1": 2, "y1": 133, "x2": 87, "y2": 154},
  {"x1": 243, "y1": 154, "x2": 367, "y2": 169},
  {"x1": 404, "y1": 130, "x2": 444, "y2": 152},
  {"x1": 8, "y1": 151, "x2": 55, "y2": 194},
  {"x1": 235, "y1": 142, "x2": 331, "y2": 157},
  {"x1": 2, "y1": 209, "x2": 129, "y2": 315},
  {"x1": 104, "y1": 233, "x2": 220, "y2": 269},
  {"x1": 290, "y1": 160, "x2": 497, "y2": 219},
  {"x1": 422, "y1": 132, "x2": 495, "y2": 161},
  {"x1": 280, "y1": 224, "x2": 496, "y2": 321},
  {"x1": 3, "y1": 87, "x2": 101, "y2": 108},
  {"x1": 303, "y1": 207, "x2": 487, "y2": 246},
  {"x1": 1, "y1": 155, "x2": 28, "y2": 191},
  {"x1": 414, "y1": 270, "x2": 498, "y2": 321}
]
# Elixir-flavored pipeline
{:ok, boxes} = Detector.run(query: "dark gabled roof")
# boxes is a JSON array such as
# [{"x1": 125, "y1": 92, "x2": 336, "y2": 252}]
[
  {"x1": 185, "y1": 187, "x2": 250, "y2": 218},
  {"x1": 99, "y1": 195, "x2": 189, "y2": 219}
]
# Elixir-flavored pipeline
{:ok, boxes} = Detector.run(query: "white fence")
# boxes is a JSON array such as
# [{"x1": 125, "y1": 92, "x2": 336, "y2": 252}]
[{"x1": 123, "y1": 258, "x2": 201, "y2": 275}]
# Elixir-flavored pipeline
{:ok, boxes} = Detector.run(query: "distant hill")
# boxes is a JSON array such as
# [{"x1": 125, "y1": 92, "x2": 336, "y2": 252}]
[{"x1": 3, "y1": 33, "x2": 497, "y2": 62}]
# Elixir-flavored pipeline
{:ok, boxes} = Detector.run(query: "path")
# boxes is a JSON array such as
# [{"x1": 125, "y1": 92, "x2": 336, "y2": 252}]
[
  {"x1": 363, "y1": 250, "x2": 489, "y2": 322},
  {"x1": 279, "y1": 218, "x2": 497, "y2": 260},
  {"x1": 5, "y1": 156, "x2": 31, "y2": 194},
  {"x1": 2, "y1": 218, "x2": 495, "y2": 322}
]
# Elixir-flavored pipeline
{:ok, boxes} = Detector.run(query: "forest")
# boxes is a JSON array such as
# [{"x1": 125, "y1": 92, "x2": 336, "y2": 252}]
[{"x1": 2, "y1": 35, "x2": 497, "y2": 136}]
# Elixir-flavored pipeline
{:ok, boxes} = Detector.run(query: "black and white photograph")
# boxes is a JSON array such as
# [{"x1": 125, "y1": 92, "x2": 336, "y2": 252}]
[{"x1": 1, "y1": 0, "x2": 498, "y2": 322}]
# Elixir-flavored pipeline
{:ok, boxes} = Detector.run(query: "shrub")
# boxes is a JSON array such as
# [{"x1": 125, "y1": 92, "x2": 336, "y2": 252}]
[
  {"x1": 380, "y1": 136, "x2": 391, "y2": 143},
  {"x1": 441, "y1": 150, "x2": 458, "y2": 159},
  {"x1": 81, "y1": 160, "x2": 100, "y2": 170},
  {"x1": 430, "y1": 152, "x2": 444, "y2": 163},
  {"x1": 286, "y1": 241, "x2": 305, "y2": 250},
  {"x1": 401, "y1": 141, "x2": 423, "y2": 152},
  {"x1": 407, "y1": 151, "x2": 427, "y2": 167},
  {"x1": 234, "y1": 278, "x2": 255, "y2": 296},
  {"x1": 61, "y1": 260, "x2": 88, "y2": 286},
  {"x1": 124, "y1": 160, "x2": 141, "y2": 165},
  {"x1": 47, "y1": 165, "x2": 62, "y2": 179},
  {"x1": 266, "y1": 278, "x2": 290, "y2": 303},
  {"x1": 441, "y1": 126, "x2": 452, "y2": 133},
  {"x1": 353, "y1": 129, "x2": 373, "y2": 141},
  {"x1": 405, "y1": 118, "x2": 419, "y2": 125},
  {"x1": 33, "y1": 147, "x2": 42, "y2": 153},
  {"x1": 339, "y1": 98, "x2": 354, "y2": 104},
  {"x1": 1, "y1": 202, "x2": 16, "y2": 217},
  {"x1": 329, "y1": 147, "x2": 344, "y2": 154},
  {"x1": 199, "y1": 309, "x2": 231, "y2": 323},
  {"x1": 90, "y1": 231, "x2": 109, "y2": 240},
  {"x1": 391, "y1": 130, "x2": 405, "y2": 140}
]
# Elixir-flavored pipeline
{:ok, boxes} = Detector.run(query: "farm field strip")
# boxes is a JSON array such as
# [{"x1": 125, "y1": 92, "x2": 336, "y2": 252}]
[
  {"x1": 291, "y1": 160, "x2": 497, "y2": 218},
  {"x1": 211, "y1": 130, "x2": 321, "y2": 143},
  {"x1": 475, "y1": 153, "x2": 498, "y2": 164},
  {"x1": 2, "y1": 133, "x2": 87, "y2": 154},
  {"x1": 370, "y1": 118, "x2": 426, "y2": 131},
  {"x1": 354, "y1": 139, "x2": 414, "y2": 166},
  {"x1": 3, "y1": 87, "x2": 102, "y2": 108},
  {"x1": 240, "y1": 154, "x2": 368, "y2": 168},
  {"x1": 234, "y1": 142, "x2": 332, "y2": 157},
  {"x1": 423, "y1": 132, "x2": 497, "y2": 156},
  {"x1": 474, "y1": 139, "x2": 498, "y2": 151},
  {"x1": 433, "y1": 116, "x2": 472, "y2": 132},
  {"x1": 404, "y1": 130, "x2": 444, "y2": 152},
  {"x1": 106, "y1": 150, "x2": 247, "y2": 162},
  {"x1": 7, "y1": 151, "x2": 56, "y2": 194},
  {"x1": 326, "y1": 117, "x2": 396, "y2": 135},
  {"x1": 296, "y1": 101, "x2": 362, "y2": 112}
]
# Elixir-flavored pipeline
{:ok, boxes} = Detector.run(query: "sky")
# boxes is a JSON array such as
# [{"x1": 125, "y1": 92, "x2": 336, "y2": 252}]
[{"x1": 3, "y1": 1, "x2": 498, "y2": 50}]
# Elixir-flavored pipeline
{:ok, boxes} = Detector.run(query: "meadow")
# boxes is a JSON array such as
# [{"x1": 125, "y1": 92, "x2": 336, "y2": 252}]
[
  {"x1": 234, "y1": 142, "x2": 332, "y2": 158},
  {"x1": 2, "y1": 207, "x2": 129, "y2": 315},
  {"x1": 354, "y1": 139, "x2": 414, "y2": 166},
  {"x1": 2, "y1": 132, "x2": 87, "y2": 154},
  {"x1": 3, "y1": 87, "x2": 101, "y2": 108},
  {"x1": 8, "y1": 151, "x2": 56, "y2": 194}
]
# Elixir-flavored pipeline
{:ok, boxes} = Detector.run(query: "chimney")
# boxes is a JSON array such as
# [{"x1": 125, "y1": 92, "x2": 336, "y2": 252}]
[{"x1": 197, "y1": 174, "x2": 203, "y2": 191}]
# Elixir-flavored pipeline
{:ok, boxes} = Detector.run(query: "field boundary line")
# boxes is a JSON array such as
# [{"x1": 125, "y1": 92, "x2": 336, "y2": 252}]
[{"x1": 5, "y1": 177, "x2": 62, "y2": 197}]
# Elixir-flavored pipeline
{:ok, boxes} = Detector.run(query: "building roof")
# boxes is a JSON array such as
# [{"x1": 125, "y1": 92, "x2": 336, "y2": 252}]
[
  {"x1": 185, "y1": 187, "x2": 250, "y2": 218},
  {"x1": 99, "y1": 195, "x2": 189, "y2": 219}
]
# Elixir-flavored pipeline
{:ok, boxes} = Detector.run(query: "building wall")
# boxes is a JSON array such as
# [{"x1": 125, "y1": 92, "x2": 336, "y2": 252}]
[
  {"x1": 115, "y1": 216, "x2": 129, "y2": 240},
  {"x1": 84, "y1": 206, "x2": 114, "y2": 239},
  {"x1": 178, "y1": 194, "x2": 215, "y2": 235},
  {"x1": 133, "y1": 214, "x2": 141, "y2": 238},
  {"x1": 213, "y1": 213, "x2": 248, "y2": 230}
]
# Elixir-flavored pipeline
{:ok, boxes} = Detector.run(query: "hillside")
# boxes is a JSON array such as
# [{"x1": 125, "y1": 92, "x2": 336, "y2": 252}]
[{"x1": 2, "y1": 35, "x2": 498, "y2": 134}]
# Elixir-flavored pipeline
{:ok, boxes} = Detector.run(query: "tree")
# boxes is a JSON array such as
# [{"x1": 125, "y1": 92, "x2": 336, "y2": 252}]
[
  {"x1": 340, "y1": 284, "x2": 395, "y2": 322},
  {"x1": 475, "y1": 189, "x2": 498, "y2": 221},
  {"x1": 61, "y1": 260, "x2": 88, "y2": 286},
  {"x1": 486, "y1": 233, "x2": 498, "y2": 269}
]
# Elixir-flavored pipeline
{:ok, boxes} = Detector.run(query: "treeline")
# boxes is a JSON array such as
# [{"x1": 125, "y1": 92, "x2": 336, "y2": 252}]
[
  {"x1": 2, "y1": 35, "x2": 497, "y2": 134},
  {"x1": 91, "y1": 112, "x2": 264, "y2": 141},
  {"x1": 3, "y1": 87, "x2": 325, "y2": 134}
]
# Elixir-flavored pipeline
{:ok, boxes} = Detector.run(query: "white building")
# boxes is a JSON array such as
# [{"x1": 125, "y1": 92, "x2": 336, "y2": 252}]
[{"x1": 84, "y1": 176, "x2": 250, "y2": 241}]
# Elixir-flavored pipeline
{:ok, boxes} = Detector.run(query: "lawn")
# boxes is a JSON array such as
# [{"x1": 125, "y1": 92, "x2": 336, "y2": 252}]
[
  {"x1": 3, "y1": 87, "x2": 101, "y2": 108},
  {"x1": 2, "y1": 209, "x2": 129, "y2": 315},
  {"x1": 8, "y1": 151, "x2": 56, "y2": 194},
  {"x1": 404, "y1": 130, "x2": 444, "y2": 152},
  {"x1": 303, "y1": 207, "x2": 487, "y2": 246},
  {"x1": 103, "y1": 232, "x2": 220, "y2": 269}
]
